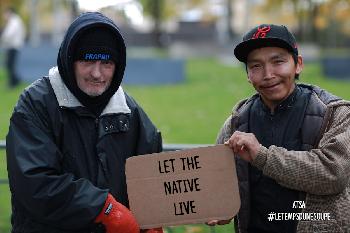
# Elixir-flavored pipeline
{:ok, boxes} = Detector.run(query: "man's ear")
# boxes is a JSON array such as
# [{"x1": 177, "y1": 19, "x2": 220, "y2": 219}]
[
  {"x1": 247, "y1": 76, "x2": 252, "y2": 83},
  {"x1": 296, "y1": 55, "x2": 304, "y2": 75},
  {"x1": 247, "y1": 71, "x2": 252, "y2": 83}
]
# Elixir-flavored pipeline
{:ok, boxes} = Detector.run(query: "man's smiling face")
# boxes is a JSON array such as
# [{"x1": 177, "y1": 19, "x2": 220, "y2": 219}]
[{"x1": 246, "y1": 46, "x2": 303, "y2": 111}]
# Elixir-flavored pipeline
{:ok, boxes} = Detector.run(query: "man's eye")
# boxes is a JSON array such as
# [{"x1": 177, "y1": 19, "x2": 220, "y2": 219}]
[
  {"x1": 249, "y1": 64, "x2": 261, "y2": 69},
  {"x1": 274, "y1": 59, "x2": 285, "y2": 64},
  {"x1": 101, "y1": 60, "x2": 114, "y2": 65},
  {"x1": 80, "y1": 60, "x2": 93, "y2": 64}
]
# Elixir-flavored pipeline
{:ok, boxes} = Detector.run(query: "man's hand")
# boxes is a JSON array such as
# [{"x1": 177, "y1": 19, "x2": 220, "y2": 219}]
[
  {"x1": 95, "y1": 193, "x2": 140, "y2": 233},
  {"x1": 225, "y1": 131, "x2": 261, "y2": 162}
]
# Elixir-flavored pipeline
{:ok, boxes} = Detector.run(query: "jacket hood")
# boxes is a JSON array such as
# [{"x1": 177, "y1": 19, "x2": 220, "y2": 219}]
[
  {"x1": 48, "y1": 67, "x2": 131, "y2": 115},
  {"x1": 57, "y1": 12, "x2": 126, "y2": 114}
]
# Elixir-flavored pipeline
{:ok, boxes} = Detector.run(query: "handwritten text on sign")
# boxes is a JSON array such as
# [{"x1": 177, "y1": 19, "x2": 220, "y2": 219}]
[
  {"x1": 125, "y1": 145, "x2": 241, "y2": 228},
  {"x1": 158, "y1": 156, "x2": 201, "y2": 215}
]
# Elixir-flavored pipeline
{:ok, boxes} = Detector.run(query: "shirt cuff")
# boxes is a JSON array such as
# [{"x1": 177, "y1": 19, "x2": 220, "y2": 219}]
[{"x1": 251, "y1": 145, "x2": 268, "y2": 169}]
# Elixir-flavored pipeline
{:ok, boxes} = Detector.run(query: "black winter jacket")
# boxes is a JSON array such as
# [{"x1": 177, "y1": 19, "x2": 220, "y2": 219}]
[
  {"x1": 6, "y1": 12, "x2": 162, "y2": 233},
  {"x1": 6, "y1": 75, "x2": 161, "y2": 233}
]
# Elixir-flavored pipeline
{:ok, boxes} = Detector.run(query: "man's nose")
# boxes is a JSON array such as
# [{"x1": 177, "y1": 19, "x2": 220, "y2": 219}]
[
  {"x1": 263, "y1": 64, "x2": 274, "y2": 80},
  {"x1": 91, "y1": 61, "x2": 102, "y2": 77}
]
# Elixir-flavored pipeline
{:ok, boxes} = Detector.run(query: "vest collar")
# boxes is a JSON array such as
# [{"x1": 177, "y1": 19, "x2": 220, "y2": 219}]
[
  {"x1": 259, "y1": 85, "x2": 300, "y2": 114},
  {"x1": 48, "y1": 66, "x2": 131, "y2": 116}
]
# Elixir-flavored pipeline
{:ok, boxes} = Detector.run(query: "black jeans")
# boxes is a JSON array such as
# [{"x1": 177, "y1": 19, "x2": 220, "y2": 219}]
[{"x1": 5, "y1": 48, "x2": 20, "y2": 87}]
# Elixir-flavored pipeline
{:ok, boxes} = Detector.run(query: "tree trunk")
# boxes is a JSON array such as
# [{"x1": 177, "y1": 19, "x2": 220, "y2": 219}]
[
  {"x1": 71, "y1": 0, "x2": 79, "y2": 19},
  {"x1": 29, "y1": 0, "x2": 40, "y2": 46},
  {"x1": 226, "y1": 0, "x2": 234, "y2": 40},
  {"x1": 152, "y1": 0, "x2": 163, "y2": 47}
]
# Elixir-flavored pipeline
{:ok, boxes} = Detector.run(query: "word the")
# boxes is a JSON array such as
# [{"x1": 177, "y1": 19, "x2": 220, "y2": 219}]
[
  {"x1": 164, "y1": 178, "x2": 201, "y2": 195},
  {"x1": 180, "y1": 156, "x2": 201, "y2": 171},
  {"x1": 174, "y1": 200, "x2": 197, "y2": 215}
]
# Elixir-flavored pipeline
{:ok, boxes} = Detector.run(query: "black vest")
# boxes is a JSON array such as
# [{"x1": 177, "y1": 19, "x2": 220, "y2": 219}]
[{"x1": 231, "y1": 84, "x2": 341, "y2": 233}]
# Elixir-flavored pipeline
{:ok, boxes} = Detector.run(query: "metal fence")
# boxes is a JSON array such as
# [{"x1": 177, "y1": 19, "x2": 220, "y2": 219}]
[
  {"x1": 0, "y1": 140, "x2": 6, "y2": 184},
  {"x1": 0, "y1": 140, "x2": 210, "y2": 151}
]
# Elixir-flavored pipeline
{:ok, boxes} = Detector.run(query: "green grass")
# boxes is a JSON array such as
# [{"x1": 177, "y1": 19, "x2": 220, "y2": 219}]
[
  {"x1": 124, "y1": 58, "x2": 255, "y2": 144},
  {"x1": 0, "y1": 151, "x2": 11, "y2": 233},
  {"x1": 0, "y1": 69, "x2": 27, "y2": 233},
  {"x1": 1, "y1": 58, "x2": 350, "y2": 233},
  {"x1": 0, "y1": 71, "x2": 27, "y2": 140}
]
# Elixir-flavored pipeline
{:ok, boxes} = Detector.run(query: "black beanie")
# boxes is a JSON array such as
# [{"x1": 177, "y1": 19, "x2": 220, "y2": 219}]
[{"x1": 74, "y1": 27, "x2": 118, "y2": 63}]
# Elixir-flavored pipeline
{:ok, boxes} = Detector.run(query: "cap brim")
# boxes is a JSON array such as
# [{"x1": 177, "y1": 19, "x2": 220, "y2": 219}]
[{"x1": 234, "y1": 37, "x2": 296, "y2": 63}]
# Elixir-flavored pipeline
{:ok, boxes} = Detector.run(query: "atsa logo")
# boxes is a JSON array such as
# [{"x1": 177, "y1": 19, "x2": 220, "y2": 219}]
[
  {"x1": 252, "y1": 26, "x2": 271, "y2": 39},
  {"x1": 292, "y1": 201, "x2": 306, "y2": 209},
  {"x1": 84, "y1": 53, "x2": 110, "y2": 60}
]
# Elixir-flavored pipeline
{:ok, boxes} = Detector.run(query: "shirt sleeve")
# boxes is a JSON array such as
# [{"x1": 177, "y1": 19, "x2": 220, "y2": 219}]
[
  {"x1": 251, "y1": 104, "x2": 350, "y2": 195},
  {"x1": 216, "y1": 115, "x2": 233, "y2": 144}
]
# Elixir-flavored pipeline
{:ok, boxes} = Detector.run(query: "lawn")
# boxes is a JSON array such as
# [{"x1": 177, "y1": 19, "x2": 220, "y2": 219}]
[
  {"x1": 0, "y1": 68, "x2": 24, "y2": 233},
  {"x1": 1, "y1": 58, "x2": 350, "y2": 233}
]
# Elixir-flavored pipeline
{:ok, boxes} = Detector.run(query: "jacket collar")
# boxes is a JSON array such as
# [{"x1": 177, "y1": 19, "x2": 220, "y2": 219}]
[
  {"x1": 258, "y1": 85, "x2": 299, "y2": 114},
  {"x1": 48, "y1": 66, "x2": 131, "y2": 116}
]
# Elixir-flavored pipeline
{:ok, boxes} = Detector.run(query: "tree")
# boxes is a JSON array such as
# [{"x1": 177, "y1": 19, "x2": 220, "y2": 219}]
[
  {"x1": 140, "y1": 0, "x2": 165, "y2": 47},
  {"x1": 139, "y1": 0, "x2": 208, "y2": 47},
  {"x1": 227, "y1": 0, "x2": 234, "y2": 39},
  {"x1": 0, "y1": 0, "x2": 24, "y2": 26},
  {"x1": 70, "y1": 0, "x2": 79, "y2": 19},
  {"x1": 259, "y1": 0, "x2": 308, "y2": 40},
  {"x1": 260, "y1": 0, "x2": 350, "y2": 46}
]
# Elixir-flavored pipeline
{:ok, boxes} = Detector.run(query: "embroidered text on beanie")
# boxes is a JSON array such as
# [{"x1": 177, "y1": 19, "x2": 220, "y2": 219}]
[{"x1": 74, "y1": 27, "x2": 118, "y2": 63}]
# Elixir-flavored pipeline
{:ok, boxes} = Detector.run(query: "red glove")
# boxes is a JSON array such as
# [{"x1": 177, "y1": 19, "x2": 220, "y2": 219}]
[
  {"x1": 95, "y1": 193, "x2": 140, "y2": 233},
  {"x1": 141, "y1": 228, "x2": 164, "y2": 233}
]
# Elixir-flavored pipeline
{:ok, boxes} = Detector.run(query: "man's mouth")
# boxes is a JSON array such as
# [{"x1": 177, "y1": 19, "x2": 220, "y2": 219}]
[
  {"x1": 88, "y1": 80, "x2": 105, "y2": 85},
  {"x1": 261, "y1": 82, "x2": 280, "y2": 90}
]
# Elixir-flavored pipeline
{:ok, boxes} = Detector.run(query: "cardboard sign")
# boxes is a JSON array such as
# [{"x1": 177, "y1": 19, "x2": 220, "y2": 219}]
[{"x1": 125, "y1": 144, "x2": 240, "y2": 229}]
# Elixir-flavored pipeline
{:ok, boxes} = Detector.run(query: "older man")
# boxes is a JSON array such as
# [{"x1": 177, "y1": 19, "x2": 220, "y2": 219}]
[{"x1": 7, "y1": 12, "x2": 162, "y2": 233}]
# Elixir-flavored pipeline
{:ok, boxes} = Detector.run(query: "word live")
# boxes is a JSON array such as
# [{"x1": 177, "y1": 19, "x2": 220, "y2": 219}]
[{"x1": 174, "y1": 200, "x2": 197, "y2": 216}]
